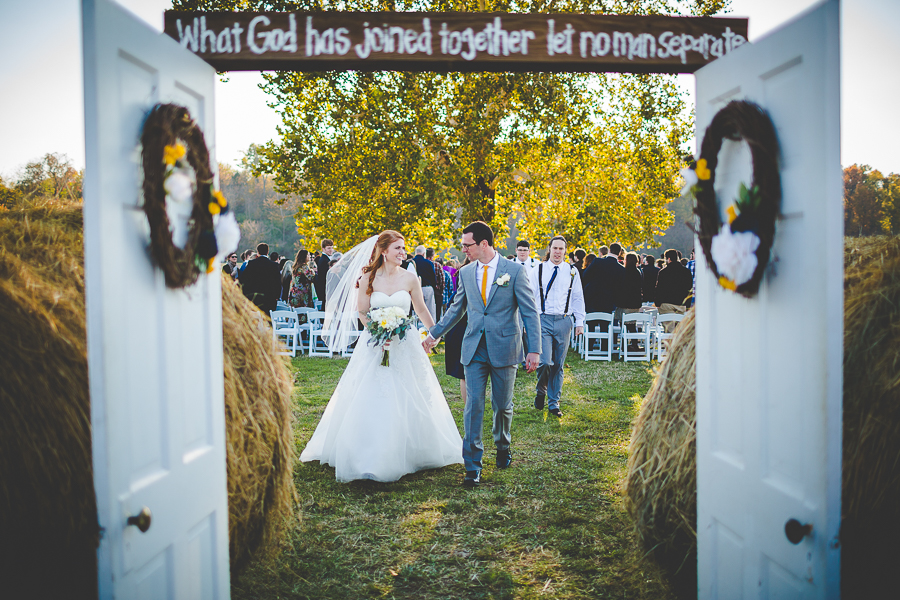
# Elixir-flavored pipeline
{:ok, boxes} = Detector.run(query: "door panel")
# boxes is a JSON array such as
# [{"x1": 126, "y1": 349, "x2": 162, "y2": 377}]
[
  {"x1": 694, "y1": 1, "x2": 841, "y2": 598},
  {"x1": 83, "y1": 0, "x2": 229, "y2": 597}
]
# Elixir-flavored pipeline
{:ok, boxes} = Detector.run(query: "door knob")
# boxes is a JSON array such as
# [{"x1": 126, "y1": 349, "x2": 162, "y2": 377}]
[
  {"x1": 784, "y1": 518, "x2": 812, "y2": 544},
  {"x1": 127, "y1": 507, "x2": 152, "y2": 533}
]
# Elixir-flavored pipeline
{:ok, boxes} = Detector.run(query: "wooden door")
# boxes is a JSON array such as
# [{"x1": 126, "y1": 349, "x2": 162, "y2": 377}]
[
  {"x1": 82, "y1": 0, "x2": 230, "y2": 597},
  {"x1": 694, "y1": 1, "x2": 842, "y2": 598}
]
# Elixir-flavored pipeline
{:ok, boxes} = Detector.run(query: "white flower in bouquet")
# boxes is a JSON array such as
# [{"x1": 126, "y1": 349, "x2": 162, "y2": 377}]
[
  {"x1": 710, "y1": 226, "x2": 760, "y2": 287},
  {"x1": 366, "y1": 305, "x2": 414, "y2": 366}
]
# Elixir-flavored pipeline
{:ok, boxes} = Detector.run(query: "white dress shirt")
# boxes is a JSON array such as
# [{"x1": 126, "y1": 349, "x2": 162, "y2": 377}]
[
  {"x1": 530, "y1": 260, "x2": 586, "y2": 327},
  {"x1": 474, "y1": 251, "x2": 501, "y2": 304}
]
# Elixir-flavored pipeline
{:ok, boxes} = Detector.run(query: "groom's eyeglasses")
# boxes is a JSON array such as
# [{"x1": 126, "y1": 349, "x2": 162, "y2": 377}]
[{"x1": 460, "y1": 242, "x2": 477, "y2": 249}]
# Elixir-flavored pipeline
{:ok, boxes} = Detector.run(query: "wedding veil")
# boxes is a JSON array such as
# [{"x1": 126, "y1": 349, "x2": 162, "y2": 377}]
[{"x1": 322, "y1": 235, "x2": 378, "y2": 353}]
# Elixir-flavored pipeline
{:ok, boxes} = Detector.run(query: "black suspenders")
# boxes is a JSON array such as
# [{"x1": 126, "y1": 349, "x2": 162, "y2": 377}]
[{"x1": 538, "y1": 263, "x2": 575, "y2": 315}]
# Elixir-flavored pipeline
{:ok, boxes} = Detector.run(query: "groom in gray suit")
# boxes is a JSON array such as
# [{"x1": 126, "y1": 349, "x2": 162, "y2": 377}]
[{"x1": 424, "y1": 221, "x2": 541, "y2": 487}]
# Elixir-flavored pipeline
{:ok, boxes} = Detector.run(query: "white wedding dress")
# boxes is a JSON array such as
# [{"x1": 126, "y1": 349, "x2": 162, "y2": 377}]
[{"x1": 300, "y1": 290, "x2": 463, "y2": 482}]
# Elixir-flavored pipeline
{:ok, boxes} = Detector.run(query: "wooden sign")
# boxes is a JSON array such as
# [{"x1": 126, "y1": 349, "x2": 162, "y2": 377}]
[{"x1": 163, "y1": 11, "x2": 748, "y2": 74}]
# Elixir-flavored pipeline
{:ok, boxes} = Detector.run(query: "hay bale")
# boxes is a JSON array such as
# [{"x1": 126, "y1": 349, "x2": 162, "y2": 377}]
[
  {"x1": 0, "y1": 197, "x2": 295, "y2": 597},
  {"x1": 626, "y1": 236, "x2": 900, "y2": 598},
  {"x1": 221, "y1": 276, "x2": 295, "y2": 571},
  {"x1": 626, "y1": 308, "x2": 697, "y2": 595},
  {"x1": 841, "y1": 236, "x2": 900, "y2": 597}
]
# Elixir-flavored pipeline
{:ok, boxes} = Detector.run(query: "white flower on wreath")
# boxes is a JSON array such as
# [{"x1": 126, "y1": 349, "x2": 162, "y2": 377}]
[
  {"x1": 163, "y1": 169, "x2": 194, "y2": 250},
  {"x1": 495, "y1": 273, "x2": 511, "y2": 287},
  {"x1": 679, "y1": 167, "x2": 699, "y2": 197},
  {"x1": 214, "y1": 211, "x2": 241, "y2": 260},
  {"x1": 710, "y1": 225, "x2": 760, "y2": 286}
]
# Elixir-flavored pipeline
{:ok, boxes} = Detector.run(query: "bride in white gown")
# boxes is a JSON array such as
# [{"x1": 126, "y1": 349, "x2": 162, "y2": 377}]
[{"x1": 299, "y1": 230, "x2": 463, "y2": 482}]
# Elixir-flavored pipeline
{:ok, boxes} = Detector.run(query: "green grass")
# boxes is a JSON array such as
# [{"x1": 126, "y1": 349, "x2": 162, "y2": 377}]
[{"x1": 232, "y1": 349, "x2": 675, "y2": 599}]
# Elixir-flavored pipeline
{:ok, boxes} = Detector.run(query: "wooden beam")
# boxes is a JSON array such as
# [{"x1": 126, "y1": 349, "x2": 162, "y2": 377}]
[{"x1": 163, "y1": 11, "x2": 748, "y2": 74}]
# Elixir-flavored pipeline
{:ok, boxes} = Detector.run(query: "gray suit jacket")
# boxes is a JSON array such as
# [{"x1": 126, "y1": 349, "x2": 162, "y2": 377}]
[{"x1": 431, "y1": 256, "x2": 541, "y2": 367}]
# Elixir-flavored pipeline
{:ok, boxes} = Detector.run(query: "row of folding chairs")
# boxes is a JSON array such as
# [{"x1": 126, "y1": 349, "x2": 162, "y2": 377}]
[
  {"x1": 579, "y1": 311, "x2": 685, "y2": 362},
  {"x1": 270, "y1": 306, "x2": 362, "y2": 358}
]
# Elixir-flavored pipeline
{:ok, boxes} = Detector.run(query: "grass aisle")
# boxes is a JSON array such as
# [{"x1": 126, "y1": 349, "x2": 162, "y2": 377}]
[{"x1": 233, "y1": 349, "x2": 675, "y2": 599}]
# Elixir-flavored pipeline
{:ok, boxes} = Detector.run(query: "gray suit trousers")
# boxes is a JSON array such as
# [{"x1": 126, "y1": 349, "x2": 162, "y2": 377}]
[
  {"x1": 463, "y1": 335, "x2": 516, "y2": 472},
  {"x1": 536, "y1": 314, "x2": 573, "y2": 411}
]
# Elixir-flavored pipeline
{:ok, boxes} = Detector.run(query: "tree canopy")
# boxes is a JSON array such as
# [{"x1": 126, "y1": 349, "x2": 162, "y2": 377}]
[
  {"x1": 844, "y1": 164, "x2": 900, "y2": 237},
  {"x1": 175, "y1": 0, "x2": 730, "y2": 251}
]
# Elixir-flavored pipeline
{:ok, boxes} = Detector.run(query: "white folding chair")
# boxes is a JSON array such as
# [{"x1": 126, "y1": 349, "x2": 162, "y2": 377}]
[
  {"x1": 293, "y1": 307, "x2": 316, "y2": 354},
  {"x1": 654, "y1": 313, "x2": 685, "y2": 362},
  {"x1": 582, "y1": 312, "x2": 615, "y2": 361},
  {"x1": 621, "y1": 312, "x2": 653, "y2": 362},
  {"x1": 276, "y1": 300, "x2": 291, "y2": 312},
  {"x1": 269, "y1": 310, "x2": 301, "y2": 357},
  {"x1": 307, "y1": 310, "x2": 334, "y2": 357},
  {"x1": 341, "y1": 311, "x2": 362, "y2": 358}
]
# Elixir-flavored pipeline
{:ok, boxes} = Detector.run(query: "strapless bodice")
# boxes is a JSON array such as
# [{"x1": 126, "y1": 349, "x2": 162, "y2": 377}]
[{"x1": 369, "y1": 289, "x2": 412, "y2": 312}]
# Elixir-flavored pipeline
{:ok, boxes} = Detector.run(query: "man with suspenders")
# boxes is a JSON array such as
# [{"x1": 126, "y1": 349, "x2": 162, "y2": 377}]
[{"x1": 530, "y1": 236, "x2": 586, "y2": 417}]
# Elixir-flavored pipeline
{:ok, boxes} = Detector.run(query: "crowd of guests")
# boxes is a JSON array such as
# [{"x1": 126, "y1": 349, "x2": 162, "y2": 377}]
[{"x1": 226, "y1": 236, "x2": 694, "y2": 327}]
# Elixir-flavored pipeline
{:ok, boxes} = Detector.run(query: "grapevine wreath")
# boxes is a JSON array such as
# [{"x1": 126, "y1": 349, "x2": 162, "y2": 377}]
[
  {"x1": 140, "y1": 103, "x2": 238, "y2": 289},
  {"x1": 688, "y1": 100, "x2": 781, "y2": 298}
]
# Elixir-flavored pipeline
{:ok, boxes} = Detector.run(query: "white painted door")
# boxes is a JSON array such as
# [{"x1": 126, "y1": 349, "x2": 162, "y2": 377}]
[
  {"x1": 82, "y1": 0, "x2": 230, "y2": 597},
  {"x1": 694, "y1": 1, "x2": 841, "y2": 598}
]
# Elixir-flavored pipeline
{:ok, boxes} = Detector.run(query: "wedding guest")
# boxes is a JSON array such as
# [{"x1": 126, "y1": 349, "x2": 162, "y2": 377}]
[
  {"x1": 314, "y1": 238, "x2": 335, "y2": 304},
  {"x1": 413, "y1": 245, "x2": 437, "y2": 321},
  {"x1": 444, "y1": 257, "x2": 471, "y2": 409},
  {"x1": 641, "y1": 254, "x2": 660, "y2": 305},
  {"x1": 582, "y1": 242, "x2": 624, "y2": 314},
  {"x1": 573, "y1": 248, "x2": 587, "y2": 275},
  {"x1": 270, "y1": 251, "x2": 280, "y2": 263},
  {"x1": 584, "y1": 252, "x2": 596, "y2": 271},
  {"x1": 325, "y1": 252, "x2": 344, "y2": 301},
  {"x1": 280, "y1": 256, "x2": 294, "y2": 301},
  {"x1": 655, "y1": 249, "x2": 693, "y2": 329},
  {"x1": 427, "y1": 248, "x2": 443, "y2": 320},
  {"x1": 240, "y1": 242, "x2": 283, "y2": 314},
  {"x1": 598, "y1": 245, "x2": 609, "y2": 258},
  {"x1": 222, "y1": 252, "x2": 238, "y2": 276},
  {"x1": 531, "y1": 236, "x2": 585, "y2": 418},
  {"x1": 514, "y1": 240, "x2": 539, "y2": 270},
  {"x1": 687, "y1": 250, "x2": 697, "y2": 308},
  {"x1": 288, "y1": 249, "x2": 317, "y2": 308},
  {"x1": 619, "y1": 253, "x2": 644, "y2": 347}
]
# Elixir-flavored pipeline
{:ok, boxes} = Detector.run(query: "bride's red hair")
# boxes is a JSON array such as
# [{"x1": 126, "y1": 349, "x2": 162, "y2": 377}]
[{"x1": 361, "y1": 230, "x2": 405, "y2": 296}]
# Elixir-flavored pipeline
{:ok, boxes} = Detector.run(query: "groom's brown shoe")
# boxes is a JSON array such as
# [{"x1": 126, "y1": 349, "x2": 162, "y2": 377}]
[{"x1": 463, "y1": 470, "x2": 481, "y2": 487}]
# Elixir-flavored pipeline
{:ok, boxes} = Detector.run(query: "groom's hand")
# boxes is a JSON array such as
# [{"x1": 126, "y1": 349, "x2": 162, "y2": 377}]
[{"x1": 525, "y1": 352, "x2": 540, "y2": 373}]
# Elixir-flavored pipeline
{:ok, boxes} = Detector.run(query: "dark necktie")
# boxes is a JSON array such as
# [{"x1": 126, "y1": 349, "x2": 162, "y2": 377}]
[{"x1": 546, "y1": 265, "x2": 559, "y2": 295}]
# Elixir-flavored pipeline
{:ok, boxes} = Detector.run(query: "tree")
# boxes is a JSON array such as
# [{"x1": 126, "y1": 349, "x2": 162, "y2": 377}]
[
  {"x1": 15, "y1": 153, "x2": 82, "y2": 201},
  {"x1": 219, "y1": 159, "x2": 304, "y2": 255},
  {"x1": 176, "y1": 0, "x2": 729, "y2": 251},
  {"x1": 843, "y1": 164, "x2": 891, "y2": 237}
]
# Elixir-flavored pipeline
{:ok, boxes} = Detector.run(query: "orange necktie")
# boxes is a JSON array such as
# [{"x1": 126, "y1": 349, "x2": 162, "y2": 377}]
[{"x1": 481, "y1": 264, "x2": 489, "y2": 305}]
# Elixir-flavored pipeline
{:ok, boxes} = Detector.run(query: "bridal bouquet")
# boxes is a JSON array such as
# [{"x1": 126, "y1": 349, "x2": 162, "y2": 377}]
[{"x1": 366, "y1": 305, "x2": 415, "y2": 366}]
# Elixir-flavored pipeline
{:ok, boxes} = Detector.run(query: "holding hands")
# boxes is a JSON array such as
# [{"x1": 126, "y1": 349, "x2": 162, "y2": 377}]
[{"x1": 422, "y1": 334, "x2": 440, "y2": 353}]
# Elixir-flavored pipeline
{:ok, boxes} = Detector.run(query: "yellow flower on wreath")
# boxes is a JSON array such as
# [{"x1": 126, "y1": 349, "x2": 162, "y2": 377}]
[
  {"x1": 695, "y1": 158, "x2": 711, "y2": 181},
  {"x1": 208, "y1": 201, "x2": 221, "y2": 215},
  {"x1": 726, "y1": 205, "x2": 738, "y2": 224},
  {"x1": 163, "y1": 143, "x2": 186, "y2": 166},
  {"x1": 206, "y1": 257, "x2": 216, "y2": 274},
  {"x1": 718, "y1": 276, "x2": 737, "y2": 291},
  {"x1": 212, "y1": 190, "x2": 227, "y2": 208}
]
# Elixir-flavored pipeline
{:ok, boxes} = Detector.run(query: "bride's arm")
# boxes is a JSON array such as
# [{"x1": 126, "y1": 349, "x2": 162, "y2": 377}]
[
  {"x1": 356, "y1": 275, "x2": 371, "y2": 326},
  {"x1": 407, "y1": 271, "x2": 436, "y2": 330}
]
